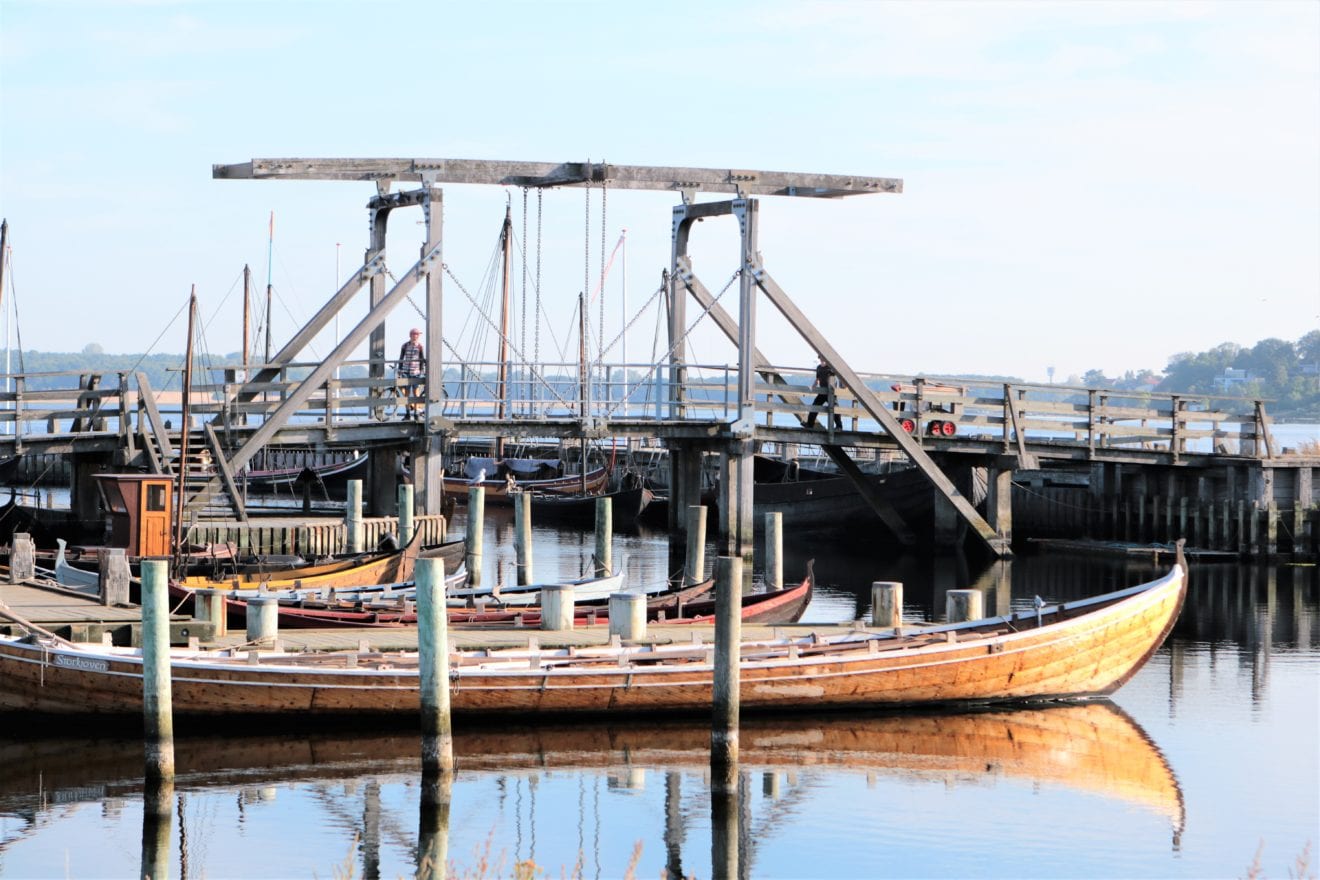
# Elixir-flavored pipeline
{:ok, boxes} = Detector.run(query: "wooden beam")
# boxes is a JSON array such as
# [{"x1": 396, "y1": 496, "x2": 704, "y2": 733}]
[
  {"x1": 751, "y1": 262, "x2": 1009, "y2": 557},
  {"x1": 203, "y1": 423, "x2": 247, "y2": 522},
  {"x1": 214, "y1": 158, "x2": 902, "y2": 199},
  {"x1": 135, "y1": 372, "x2": 174, "y2": 472},
  {"x1": 676, "y1": 257, "x2": 916, "y2": 547}
]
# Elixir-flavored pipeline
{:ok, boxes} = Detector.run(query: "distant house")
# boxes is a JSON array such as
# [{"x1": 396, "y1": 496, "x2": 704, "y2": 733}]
[{"x1": 1212, "y1": 368, "x2": 1252, "y2": 393}]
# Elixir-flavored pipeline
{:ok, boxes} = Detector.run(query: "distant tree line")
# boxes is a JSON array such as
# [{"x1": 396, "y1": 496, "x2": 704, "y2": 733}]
[{"x1": 1070, "y1": 331, "x2": 1320, "y2": 419}]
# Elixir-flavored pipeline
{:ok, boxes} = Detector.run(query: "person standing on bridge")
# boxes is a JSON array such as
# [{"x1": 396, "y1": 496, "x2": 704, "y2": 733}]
[
  {"x1": 804, "y1": 353, "x2": 844, "y2": 430},
  {"x1": 397, "y1": 328, "x2": 427, "y2": 421}
]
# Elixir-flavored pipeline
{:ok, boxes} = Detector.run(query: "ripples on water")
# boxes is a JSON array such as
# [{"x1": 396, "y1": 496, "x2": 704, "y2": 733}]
[{"x1": 0, "y1": 522, "x2": 1315, "y2": 878}]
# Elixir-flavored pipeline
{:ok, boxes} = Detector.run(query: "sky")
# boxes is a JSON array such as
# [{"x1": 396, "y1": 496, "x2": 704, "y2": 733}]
[{"x1": 0, "y1": 0, "x2": 1317, "y2": 385}]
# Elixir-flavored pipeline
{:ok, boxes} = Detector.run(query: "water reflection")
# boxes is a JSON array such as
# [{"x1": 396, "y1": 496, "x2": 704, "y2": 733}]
[{"x1": 0, "y1": 703, "x2": 1185, "y2": 877}]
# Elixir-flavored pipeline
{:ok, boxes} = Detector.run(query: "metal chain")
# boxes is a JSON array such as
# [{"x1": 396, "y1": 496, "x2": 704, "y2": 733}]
[
  {"x1": 534, "y1": 189, "x2": 542, "y2": 368},
  {"x1": 583, "y1": 165, "x2": 591, "y2": 359},
  {"x1": 520, "y1": 187, "x2": 529, "y2": 414}
]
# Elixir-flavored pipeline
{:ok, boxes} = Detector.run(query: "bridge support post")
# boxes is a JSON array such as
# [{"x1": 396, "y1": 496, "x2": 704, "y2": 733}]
[
  {"x1": 70, "y1": 454, "x2": 107, "y2": 526},
  {"x1": 986, "y1": 461, "x2": 1014, "y2": 548},
  {"x1": 719, "y1": 443, "x2": 755, "y2": 572},
  {"x1": 367, "y1": 446, "x2": 397, "y2": 517},
  {"x1": 667, "y1": 443, "x2": 705, "y2": 534}
]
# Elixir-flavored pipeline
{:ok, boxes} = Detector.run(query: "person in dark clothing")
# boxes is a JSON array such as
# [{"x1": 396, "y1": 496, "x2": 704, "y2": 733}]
[
  {"x1": 804, "y1": 354, "x2": 843, "y2": 429},
  {"x1": 397, "y1": 327, "x2": 426, "y2": 421}
]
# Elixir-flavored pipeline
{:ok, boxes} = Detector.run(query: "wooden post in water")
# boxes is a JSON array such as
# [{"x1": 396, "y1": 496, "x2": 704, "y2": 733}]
[
  {"x1": 609, "y1": 591, "x2": 645, "y2": 640},
  {"x1": 541, "y1": 584, "x2": 575, "y2": 631},
  {"x1": 416, "y1": 556, "x2": 454, "y2": 778},
  {"x1": 595, "y1": 496, "x2": 613, "y2": 577},
  {"x1": 99, "y1": 547, "x2": 130, "y2": 606},
  {"x1": 946, "y1": 589, "x2": 984, "y2": 623},
  {"x1": 8, "y1": 533, "x2": 33, "y2": 583},
  {"x1": 764, "y1": 512, "x2": 783, "y2": 591},
  {"x1": 139, "y1": 558, "x2": 175, "y2": 783},
  {"x1": 141, "y1": 776, "x2": 174, "y2": 880},
  {"x1": 346, "y1": 479, "x2": 364, "y2": 553},
  {"x1": 711, "y1": 555, "x2": 742, "y2": 787},
  {"x1": 710, "y1": 773, "x2": 740, "y2": 880},
  {"x1": 684, "y1": 505, "x2": 707, "y2": 586},
  {"x1": 466, "y1": 485, "x2": 485, "y2": 588},
  {"x1": 246, "y1": 596, "x2": 278, "y2": 646},
  {"x1": 398, "y1": 483, "x2": 415, "y2": 546},
  {"x1": 871, "y1": 581, "x2": 903, "y2": 629},
  {"x1": 514, "y1": 491, "x2": 533, "y2": 585}
]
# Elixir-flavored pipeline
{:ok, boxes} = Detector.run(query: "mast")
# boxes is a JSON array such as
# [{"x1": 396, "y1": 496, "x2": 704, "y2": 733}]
[
  {"x1": 496, "y1": 203, "x2": 512, "y2": 459},
  {"x1": 264, "y1": 211, "x2": 274, "y2": 367},
  {"x1": 174, "y1": 288, "x2": 198, "y2": 569},
  {"x1": 241, "y1": 264, "x2": 251, "y2": 382},
  {"x1": 0, "y1": 220, "x2": 8, "y2": 426},
  {"x1": 579, "y1": 291, "x2": 588, "y2": 494}
]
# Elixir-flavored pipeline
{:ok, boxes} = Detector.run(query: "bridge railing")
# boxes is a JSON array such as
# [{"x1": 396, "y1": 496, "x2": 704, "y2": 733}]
[
  {"x1": 752, "y1": 371, "x2": 1274, "y2": 459},
  {"x1": 0, "y1": 370, "x2": 135, "y2": 440}
]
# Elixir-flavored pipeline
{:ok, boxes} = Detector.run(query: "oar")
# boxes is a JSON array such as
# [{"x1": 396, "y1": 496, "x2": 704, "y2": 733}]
[{"x1": 0, "y1": 602, "x2": 81, "y2": 648}]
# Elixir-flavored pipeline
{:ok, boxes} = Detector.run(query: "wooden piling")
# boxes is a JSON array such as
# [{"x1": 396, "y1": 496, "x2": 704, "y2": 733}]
[
  {"x1": 712, "y1": 555, "x2": 743, "y2": 776},
  {"x1": 8, "y1": 533, "x2": 33, "y2": 583},
  {"x1": 398, "y1": 483, "x2": 415, "y2": 546},
  {"x1": 595, "y1": 495, "x2": 613, "y2": 577},
  {"x1": 245, "y1": 596, "x2": 278, "y2": 646},
  {"x1": 608, "y1": 591, "x2": 645, "y2": 641},
  {"x1": 514, "y1": 491, "x2": 534, "y2": 585},
  {"x1": 541, "y1": 584, "x2": 575, "y2": 631},
  {"x1": 192, "y1": 588, "x2": 228, "y2": 638},
  {"x1": 417, "y1": 556, "x2": 453, "y2": 778},
  {"x1": 141, "y1": 777, "x2": 174, "y2": 878},
  {"x1": 140, "y1": 558, "x2": 175, "y2": 783},
  {"x1": 417, "y1": 764, "x2": 452, "y2": 880},
  {"x1": 764, "y1": 512, "x2": 783, "y2": 591},
  {"x1": 98, "y1": 548, "x2": 130, "y2": 606},
  {"x1": 946, "y1": 589, "x2": 984, "y2": 623},
  {"x1": 346, "y1": 479, "x2": 364, "y2": 553},
  {"x1": 871, "y1": 581, "x2": 903, "y2": 629},
  {"x1": 466, "y1": 486, "x2": 485, "y2": 588},
  {"x1": 684, "y1": 505, "x2": 707, "y2": 587}
]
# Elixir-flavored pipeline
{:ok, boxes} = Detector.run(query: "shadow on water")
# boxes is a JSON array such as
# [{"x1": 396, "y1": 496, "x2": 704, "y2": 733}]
[{"x1": 0, "y1": 703, "x2": 1187, "y2": 877}]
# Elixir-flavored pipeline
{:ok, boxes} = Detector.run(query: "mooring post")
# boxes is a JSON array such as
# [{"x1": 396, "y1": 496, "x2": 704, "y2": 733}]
[
  {"x1": 8, "y1": 532, "x2": 33, "y2": 583},
  {"x1": 99, "y1": 547, "x2": 131, "y2": 606},
  {"x1": 541, "y1": 584, "x2": 575, "y2": 631},
  {"x1": 595, "y1": 495, "x2": 613, "y2": 577},
  {"x1": 946, "y1": 589, "x2": 984, "y2": 623},
  {"x1": 871, "y1": 580, "x2": 903, "y2": 629},
  {"x1": 764, "y1": 511, "x2": 783, "y2": 591},
  {"x1": 684, "y1": 505, "x2": 707, "y2": 586},
  {"x1": 466, "y1": 485, "x2": 485, "y2": 588},
  {"x1": 192, "y1": 588, "x2": 228, "y2": 638},
  {"x1": 513, "y1": 491, "x2": 534, "y2": 585},
  {"x1": 710, "y1": 771, "x2": 740, "y2": 880},
  {"x1": 398, "y1": 483, "x2": 415, "y2": 547},
  {"x1": 245, "y1": 595, "x2": 278, "y2": 646},
  {"x1": 416, "y1": 556, "x2": 454, "y2": 780},
  {"x1": 609, "y1": 591, "x2": 646, "y2": 640},
  {"x1": 346, "y1": 478, "x2": 364, "y2": 553},
  {"x1": 711, "y1": 555, "x2": 743, "y2": 786},
  {"x1": 139, "y1": 558, "x2": 175, "y2": 784}
]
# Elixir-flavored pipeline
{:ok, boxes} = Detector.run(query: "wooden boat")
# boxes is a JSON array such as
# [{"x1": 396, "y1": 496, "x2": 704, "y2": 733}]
[
  {"x1": 239, "y1": 452, "x2": 368, "y2": 492},
  {"x1": 0, "y1": 553, "x2": 1187, "y2": 718},
  {"x1": 0, "y1": 703, "x2": 1183, "y2": 839},
  {"x1": 525, "y1": 483, "x2": 654, "y2": 530},
  {"x1": 753, "y1": 464, "x2": 937, "y2": 542},
  {"x1": 446, "y1": 570, "x2": 653, "y2": 607},
  {"x1": 443, "y1": 462, "x2": 608, "y2": 505},
  {"x1": 450, "y1": 567, "x2": 811, "y2": 628}
]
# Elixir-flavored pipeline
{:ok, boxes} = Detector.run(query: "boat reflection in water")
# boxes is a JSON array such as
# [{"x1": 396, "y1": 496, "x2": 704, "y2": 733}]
[{"x1": 0, "y1": 703, "x2": 1183, "y2": 878}]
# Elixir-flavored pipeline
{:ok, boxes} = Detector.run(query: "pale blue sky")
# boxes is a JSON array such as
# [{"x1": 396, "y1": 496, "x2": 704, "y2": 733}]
[{"x1": 1, "y1": 0, "x2": 1316, "y2": 383}]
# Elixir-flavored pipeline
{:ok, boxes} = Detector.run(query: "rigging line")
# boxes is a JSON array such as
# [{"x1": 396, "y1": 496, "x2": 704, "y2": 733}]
[
  {"x1": 601, "y1": 270, "x2": 741, "y2": 418},
  {"x1": 583, "y1": 164, "x2": 591, "y2": 368},
  {"x1": 534, "y1": 189, "x2": 543, "y2": 368},
  {"x1": 199, "y1": 269, "x2": 246, "y2": 340},
  {"x1": 440, "y1": 265, "x2": 577, "y2": 412},
  {"x1": 521, "y1": 187, "x2": 529, "y2": 412},
  {"x1": 125, "y1": 295, "x2": 192, "y2": 380},
  {"x1": 4, "y1": 249, "x2": 24, "y2": 374},
  {"x1": 597, "y1": 281, "x2": 664, "y2": 362}
]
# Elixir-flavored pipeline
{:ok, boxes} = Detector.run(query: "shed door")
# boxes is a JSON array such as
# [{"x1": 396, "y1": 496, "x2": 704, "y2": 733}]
[{"x1": 138, "y1": 481, "x2": 173, "y2": 557}]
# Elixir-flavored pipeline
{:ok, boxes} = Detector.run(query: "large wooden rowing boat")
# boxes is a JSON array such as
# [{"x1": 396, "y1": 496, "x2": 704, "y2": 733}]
[{"x1": 0, "y1": 557, "x2": 1186, "y2": 718}]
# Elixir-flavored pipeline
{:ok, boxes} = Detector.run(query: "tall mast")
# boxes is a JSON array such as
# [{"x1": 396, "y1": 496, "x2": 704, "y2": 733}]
[
  {"x1": 496, "y1": 204, "x2": 512, "y2": 459},
  {"x1": 579, "y1": 290, "x2": 588, "y2": 494},
  {"x1": 0, "y1": 220, "x2": 9, "y2": 427},
  {"x1": 241, "y1": 264, "x2": 251, "y2": 382},
  {"x1": 174, "y1": 288, "x2": 198, "y2": 569},
  {"x1": 264, "y1": 211, "x2": 274, "y2": 366}
]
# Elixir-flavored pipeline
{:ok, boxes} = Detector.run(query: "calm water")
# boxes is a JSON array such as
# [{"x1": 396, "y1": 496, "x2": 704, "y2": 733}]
[{"x1": 0, "y1": 517, "x2": 1316, "y2": 879}]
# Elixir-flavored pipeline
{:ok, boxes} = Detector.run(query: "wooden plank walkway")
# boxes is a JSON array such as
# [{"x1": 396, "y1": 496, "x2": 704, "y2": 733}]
[{"x1": 0, "y1": 580, "x2": 852, "y2": 652}]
